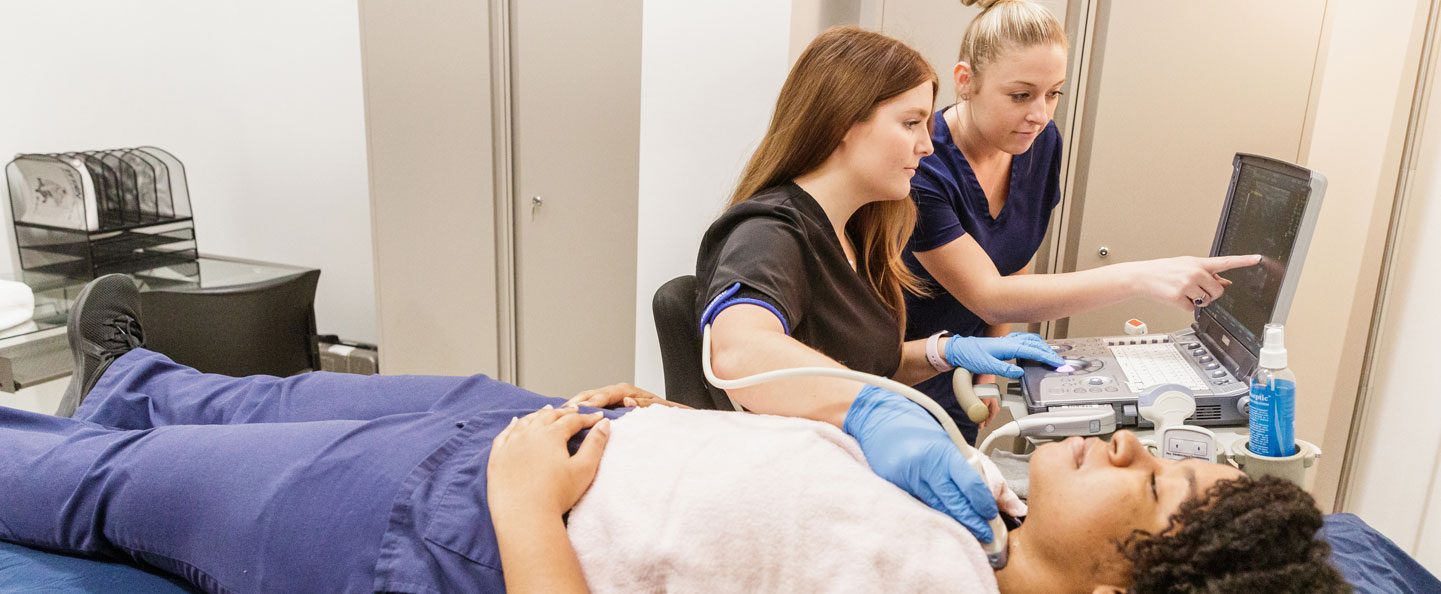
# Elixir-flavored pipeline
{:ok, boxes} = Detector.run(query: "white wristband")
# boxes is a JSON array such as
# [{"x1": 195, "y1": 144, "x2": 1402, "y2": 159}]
[{"x1": 926, "y1": 331, "x2": 953, "y2": 373}]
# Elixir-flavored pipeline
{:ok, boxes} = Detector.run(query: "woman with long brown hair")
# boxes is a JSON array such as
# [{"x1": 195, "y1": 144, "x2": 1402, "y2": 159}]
[{"x1": 693, "y1": 26, "x2": 1063, "y2": 542}]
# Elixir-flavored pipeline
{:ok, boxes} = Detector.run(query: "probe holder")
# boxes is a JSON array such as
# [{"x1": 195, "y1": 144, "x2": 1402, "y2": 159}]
[{"x1": 1225, "y1": 438, "x2": 1321, "y2": 489}]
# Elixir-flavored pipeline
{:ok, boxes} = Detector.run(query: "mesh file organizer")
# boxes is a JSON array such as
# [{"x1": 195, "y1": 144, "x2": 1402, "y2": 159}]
[{"x1": 5, "y1": 146, "x2": 197, "y2": 283}]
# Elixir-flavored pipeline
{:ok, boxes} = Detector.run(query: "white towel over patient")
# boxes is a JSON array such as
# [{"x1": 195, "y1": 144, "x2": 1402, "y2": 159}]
[{"x1": 567, "y1": 406, "x2": 1000, "y2": 594}]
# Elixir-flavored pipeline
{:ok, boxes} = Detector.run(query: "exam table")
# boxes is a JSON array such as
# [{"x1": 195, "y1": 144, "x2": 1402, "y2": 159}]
[{"x1": 1, "y1": 513, "x2": 1433, "y2": 592}]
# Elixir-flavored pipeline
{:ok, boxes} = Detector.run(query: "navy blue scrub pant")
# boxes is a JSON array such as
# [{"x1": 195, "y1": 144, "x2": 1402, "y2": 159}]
[{"x1": 0, "y1": 348, "x2": 619, "y2": 594}]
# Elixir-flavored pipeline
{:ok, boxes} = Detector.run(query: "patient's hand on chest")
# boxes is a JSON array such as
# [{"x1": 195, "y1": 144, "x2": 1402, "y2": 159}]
[{"x1": 566, "y1": 382, "x2": 693, "y2": 410}]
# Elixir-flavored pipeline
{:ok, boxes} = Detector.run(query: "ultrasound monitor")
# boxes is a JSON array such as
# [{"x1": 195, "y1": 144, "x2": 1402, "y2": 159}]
[
  {"x1": 1017, "y1": 153, "x2": 1327, "y2": 427},
  {"x1": 1198, "y1": 154, "x2": 1326, "y2": 365}
]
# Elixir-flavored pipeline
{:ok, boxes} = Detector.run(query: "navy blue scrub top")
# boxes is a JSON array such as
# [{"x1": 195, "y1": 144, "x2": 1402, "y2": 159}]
[
  {"x1": 902, "y1": 107, "x2": 1062, "y2": 437},
  {"x1": 903, "y1": 107, "x2": 1063, "y2": 342}
]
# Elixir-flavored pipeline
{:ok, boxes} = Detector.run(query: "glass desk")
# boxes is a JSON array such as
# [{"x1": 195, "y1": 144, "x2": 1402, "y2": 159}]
[{"x1": 0, "y1": 255, "x2": 317, "y2": 392}]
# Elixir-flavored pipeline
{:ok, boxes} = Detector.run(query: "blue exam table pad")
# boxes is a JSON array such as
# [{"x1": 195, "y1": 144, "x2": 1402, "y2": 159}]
[
  {"x1": 0, "y1": 514, "x2": 1435, "y2": 593},
  {"x1": 1323, "y1": 513, "x2": 1440, "y2": 593},
  {"x1": 0, "y1": 541, "x2": 199, "y2": 593}
]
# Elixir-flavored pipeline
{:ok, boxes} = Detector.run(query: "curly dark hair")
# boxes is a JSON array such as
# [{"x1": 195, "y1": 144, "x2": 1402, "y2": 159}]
[{"x1": 1120, "y1": 475, "x2": 1351, "y2": 594}]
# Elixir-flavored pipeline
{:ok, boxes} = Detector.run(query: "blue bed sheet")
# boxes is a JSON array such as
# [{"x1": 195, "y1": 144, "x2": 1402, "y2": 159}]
[
  {"x1": 0, "y1": 541, "x2": 199, "y2": 594},
  {"x1": 1324, "y1": 513, "x2": 1440, "y2": 594},
  {"x1": 1, "y1": 514, "x2": 1436, "y2": 593}
]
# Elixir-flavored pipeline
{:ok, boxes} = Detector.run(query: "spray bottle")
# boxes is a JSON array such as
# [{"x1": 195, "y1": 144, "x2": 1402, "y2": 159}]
[{"x1": 1248, "y1": 323, "x2": 1296, "y2": 457}]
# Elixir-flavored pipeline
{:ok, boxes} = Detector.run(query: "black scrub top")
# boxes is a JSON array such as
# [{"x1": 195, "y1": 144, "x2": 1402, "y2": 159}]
[{"x1": 694, "y1": 181, "x2": 903, "y2": 378}]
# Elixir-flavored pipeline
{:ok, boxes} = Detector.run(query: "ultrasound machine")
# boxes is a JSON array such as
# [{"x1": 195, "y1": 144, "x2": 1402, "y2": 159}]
[{"x1": 1018, "y1": 153, "x2": 1327, "y2": 427}]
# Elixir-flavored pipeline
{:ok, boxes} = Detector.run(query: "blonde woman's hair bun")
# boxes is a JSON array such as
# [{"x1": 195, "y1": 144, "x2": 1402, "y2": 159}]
[{"x1": 955, "y1": 0, "x2": 1066, "y2": 84}]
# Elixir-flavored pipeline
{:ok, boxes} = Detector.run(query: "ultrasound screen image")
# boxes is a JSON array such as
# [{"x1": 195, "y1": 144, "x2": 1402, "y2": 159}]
[{"x1": 1208, "y1": 162, "x2": 1312, "y2": 348}]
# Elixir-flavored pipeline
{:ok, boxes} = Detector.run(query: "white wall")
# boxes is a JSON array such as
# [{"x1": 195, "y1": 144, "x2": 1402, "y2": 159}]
[
  {"x1": 0, "y1": 1, "x2": 376, "y2": 343},
  {"x1": 631, "y1": 1, "x2": 795, "y2": 393},
  {"x1": 1345, "y1": 30, "x2": 1441, "y2": 570}
]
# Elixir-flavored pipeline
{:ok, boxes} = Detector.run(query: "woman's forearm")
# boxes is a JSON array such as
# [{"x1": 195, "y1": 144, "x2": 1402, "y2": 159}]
[
  {"x1": 493, "y1": 506, "x2": 589, "y2": 594},
  {"x1": 975, "y1": 265, "x2": 1137, "y2": 323},
  {"x1": 709, "y1": 305, "x2": 864, "y2": 428},
  {"x1": 916, "y1": 242, "x2": 1140, "y2": 324},
  {"x1": 893, "y1": 339, "x2": 939, "y2": 386}
]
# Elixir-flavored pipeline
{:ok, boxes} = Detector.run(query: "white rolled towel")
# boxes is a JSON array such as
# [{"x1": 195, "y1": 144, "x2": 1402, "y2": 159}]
[{"x1": 0, "y1": 280, "x2": 36, "y2": 331}]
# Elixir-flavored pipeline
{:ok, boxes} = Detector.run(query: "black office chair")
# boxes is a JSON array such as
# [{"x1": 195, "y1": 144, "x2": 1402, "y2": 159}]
[
  {"x1": 140, "y1": 269, "x2": 321, "y2": 377},
  {"x1": 652, "y1": 275, "x2": 732, "y2": 410}
]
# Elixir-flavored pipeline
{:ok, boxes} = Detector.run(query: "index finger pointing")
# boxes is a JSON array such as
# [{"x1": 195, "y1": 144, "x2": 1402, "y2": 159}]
[{"x1": 1202, "y1": 254, "x2": 1262, "y2": 273}]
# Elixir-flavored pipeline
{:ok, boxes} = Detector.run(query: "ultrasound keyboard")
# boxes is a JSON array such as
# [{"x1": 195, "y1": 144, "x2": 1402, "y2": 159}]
[{"x1": 1111, "y1": 343, "x2": 1210, "y2": 392}]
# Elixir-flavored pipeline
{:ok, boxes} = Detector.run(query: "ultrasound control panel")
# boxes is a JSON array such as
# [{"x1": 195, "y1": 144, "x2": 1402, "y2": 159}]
[{"x1": 1019, "y1": 330, "x2": 1250, "y2": 427}]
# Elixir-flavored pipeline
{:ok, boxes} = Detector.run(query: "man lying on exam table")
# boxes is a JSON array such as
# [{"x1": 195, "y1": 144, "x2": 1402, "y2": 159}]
[{"x1": 0, "y1": 275, "x2": 1379, "y2": 593}]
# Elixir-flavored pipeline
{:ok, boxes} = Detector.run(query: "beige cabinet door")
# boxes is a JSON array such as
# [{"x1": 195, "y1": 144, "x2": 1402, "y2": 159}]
[
  {"x1": 510, "y1": 0, "x2": 642, "y2": 397},
  {"x1": 1061, "y1": 1, "x2": 1325, "y2": 338},
  {"x1": 359, "y1": 0, "x2": 501, "y2": 377}
]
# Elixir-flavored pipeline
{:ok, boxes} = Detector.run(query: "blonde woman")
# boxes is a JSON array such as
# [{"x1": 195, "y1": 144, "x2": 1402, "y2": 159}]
[
  {"x1": 694, "y1": 26, "x2": 1062, "y2": 542},
  {"x1": 904, "y1": 0, "x2": 1260, "y2": 440}
]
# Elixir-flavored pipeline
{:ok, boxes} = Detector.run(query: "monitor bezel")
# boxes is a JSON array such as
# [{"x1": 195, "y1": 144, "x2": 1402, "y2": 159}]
[{"x1": 1193, "y1": 153, "x2": 1327, "y2": 379}]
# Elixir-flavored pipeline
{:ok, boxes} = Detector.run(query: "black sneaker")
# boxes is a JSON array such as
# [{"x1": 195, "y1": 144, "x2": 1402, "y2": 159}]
[{"x1": 55, "y1": 274, "x2": 145, "y2": 417}]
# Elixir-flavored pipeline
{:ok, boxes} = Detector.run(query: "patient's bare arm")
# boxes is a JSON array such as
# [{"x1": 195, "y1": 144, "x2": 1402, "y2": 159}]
[
  {"x1": 566, "y1": 383, "x2": 692, "y2": 410},
  {"x1": 488, "y1": 406, "x2": 612, "y2": 594}
]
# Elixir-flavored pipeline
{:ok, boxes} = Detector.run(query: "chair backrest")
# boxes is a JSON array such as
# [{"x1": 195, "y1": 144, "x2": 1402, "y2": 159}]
[
  {"x1": 140, "y1": 269, "x2": 320, "y2": 377},
  {"x1": 651, "y1": 275, "x2": 731, "y2": 410}
]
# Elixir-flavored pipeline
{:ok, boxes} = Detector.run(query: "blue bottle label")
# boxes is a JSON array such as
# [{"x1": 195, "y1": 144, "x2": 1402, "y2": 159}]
[{"x1": 1248, "y1": 378, "x2": 1296, "y2": 457}]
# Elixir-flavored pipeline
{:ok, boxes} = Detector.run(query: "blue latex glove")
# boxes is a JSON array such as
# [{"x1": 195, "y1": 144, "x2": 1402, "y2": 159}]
[
  {"x1": 944, "y1": 332, "x2": 1066, "y2": 378},
  {"x1": 843, "y1": 384, "x2": 999, "y2": 542}
]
